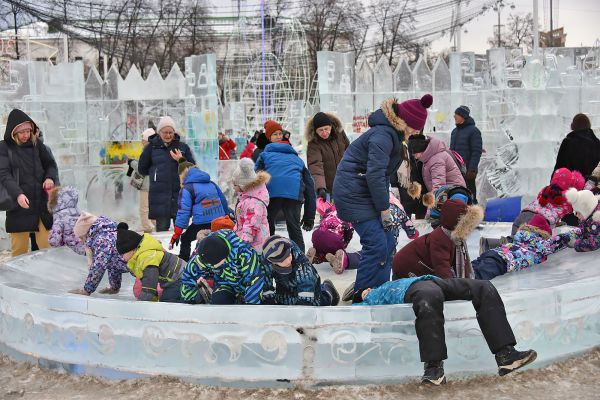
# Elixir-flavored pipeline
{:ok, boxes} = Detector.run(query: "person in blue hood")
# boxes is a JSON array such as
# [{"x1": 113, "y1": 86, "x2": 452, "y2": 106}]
[
  {"x1": 333, "y1": 95, "x2": 433, "y2": 303},
  {"x1": 170, "y1": 158, "x2": 228, "y2": 261},
  {"x1": 450, "y1": 105, "x2": 483, "y2": 204}
]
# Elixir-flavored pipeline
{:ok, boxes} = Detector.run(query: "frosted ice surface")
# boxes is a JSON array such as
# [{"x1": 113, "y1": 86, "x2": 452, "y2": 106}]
[
  {"x1": 373, "y1": 57, "x2": 393, "y2": 106},
  {"x1": 118, "y1": 65, "x2": 147, "y2": 100},
  {"x1": 393, "y1": 58, "x2": 413, "y2": 92},
  {"x1": 85, "y1": 66, "x2": 104, "y2": 100},
  {"x1": 316, "y1": 51, "x2": 354, "y2": 130},
  {"x1": 104, "y1": 65, "x2": 122, "y2": 100},
  {"x1": 164, "y1": 63, "x2": 186, "y2": 99},
  {"x1": 144, "y1": 64, "x2": 166, "y2": 99},
  {"x1": 487, "y1": 48, "x2": 506, "y2": 89},
  {"x1": 355, "y1": 59, "x2": 374, "y2": 116},
  {"x1": 561, "y1": 66, "x2": 583, "y2": 87},
  {"x1": 412, "y1": 56, "x2": 432, "y2": 93},
  {"x1": 432, "y1": 57, "x2": 451, "y2": 92},
  {"x1": 522, "y1": 56, "x2": 547, "y2": 90}
]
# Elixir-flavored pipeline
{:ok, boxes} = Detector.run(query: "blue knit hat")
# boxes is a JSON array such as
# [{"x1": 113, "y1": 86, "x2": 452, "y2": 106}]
[{"x1": 455, "y1": 105, "x2": 470, "y2": 119}]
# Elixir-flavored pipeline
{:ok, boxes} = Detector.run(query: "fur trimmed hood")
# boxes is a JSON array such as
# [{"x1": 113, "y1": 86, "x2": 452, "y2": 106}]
[
  {"x1": 450, "y1": 205, "x2": 484, "y2": 242},
  {"x1": 304, "y1": 112, "x2": 344, "y2": 143},
  {"x1": 241, "y1": 170, "x2": 270, "y2": 192},
  {"x1": 380, "y1": 98, "x2": 409, "y2": 133}
]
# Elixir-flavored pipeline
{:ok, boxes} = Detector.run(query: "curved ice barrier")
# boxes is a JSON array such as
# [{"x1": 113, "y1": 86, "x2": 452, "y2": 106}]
[{"x1": 1, "y1": 224, "x2": 599, "y2": 386}]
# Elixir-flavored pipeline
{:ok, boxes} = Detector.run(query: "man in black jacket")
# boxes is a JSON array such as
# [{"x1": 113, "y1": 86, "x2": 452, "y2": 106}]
[{"x1": 450, "y1": 105, "x2": 482, "y2": 203}]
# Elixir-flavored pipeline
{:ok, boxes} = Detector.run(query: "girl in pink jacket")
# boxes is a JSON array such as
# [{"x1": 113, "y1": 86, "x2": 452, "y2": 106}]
[{"x1": 232, "y1": 158, "x2": 271, "y2": 250}]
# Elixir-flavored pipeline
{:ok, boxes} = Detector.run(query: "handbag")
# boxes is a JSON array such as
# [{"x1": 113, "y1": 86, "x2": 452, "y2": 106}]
[{"x1": 0, "y1": 146, "x2": 18, "y2": 211}]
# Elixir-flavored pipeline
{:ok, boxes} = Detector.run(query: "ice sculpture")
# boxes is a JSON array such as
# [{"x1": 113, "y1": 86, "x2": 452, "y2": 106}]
[
  {"x1": 487, "y1": 48, "x2": 506, "y2": 89},
  {"x1": 432, "y1": 57, "x2": 451, "y2": 92},
  {"x1": 316, "y1": 51, "x2": 354, "y2": 135},
  {"x1": 522, "y1": 56, "x2": 547, "y2": 90},
  {"x1": 164, "y1": 63, "x2": 186, "y2": 99},
  {"x1": 104, "y1": 65, "x2": 122, "y2": 100},
  {"x1": 354, "y1": 59, "x2": 374, "y2": 123},
  {"x1": 85, "y1": 66, "x2": 104, "y2": 100},
  {"x1": 2, "y1": 224, "x2": 600, "y2": 386},
  {"x1": 393, "y1": 58, "x2": 413, "y2": 92},
  {"x1": 449, "y1": 51, "x2": 475, "y2": 91},
  {"x1": 118, "y1": 65, "x2": 147, "y2": 100},
  {"x1": 412, "y1": 56, "x2": 432, "y2": 93},
  {"x1": 373, "y1": 57, "x2": 393, "y2": 106}
]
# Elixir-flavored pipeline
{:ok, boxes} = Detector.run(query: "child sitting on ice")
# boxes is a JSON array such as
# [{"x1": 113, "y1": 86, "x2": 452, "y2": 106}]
[
  {"x1": 308, "y1": 190, "x2": 418, "y2": 274},
  {"x1": 47, "y1": 186, "x2": 85, "y2": 256},
  {"x1": 170, "y1": 158, "x2": 229, "y2": 262},
  {"x1": 420, "y1": 184, "x2": 473, "y2": 228},
  {"x1": 392, "y1": 199, "x2": 483, "y2": 280},
  {"x1": 116, "y1": 223, "x2": 185, "y2": 302},
  {"x1": 180, "y1": 229, "x2": 270, "y2": 304},
  {"x1": 262, "y1": 235, "x2": 339, "y2": 306},
  {"x1": 473, "y1": 214, "x2": 574, "y2": 280},
  {"x1": 359, "y1": 276, "x2": 537, "y2": 385},
  {"x1": 69, "y1": 212, "x2": 129, "y2": 296},
  {"x1": 564, "y1": 188, "x2": 600, "y2": 252},
  {"x1": 231, "y1": 157, "x2": 271, "y2": 251}
]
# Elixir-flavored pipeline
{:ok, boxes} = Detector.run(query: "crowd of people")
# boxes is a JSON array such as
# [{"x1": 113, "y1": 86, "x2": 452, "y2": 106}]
[{"x1": 1, "y1": 99, "x2": 599, "y2": 386}]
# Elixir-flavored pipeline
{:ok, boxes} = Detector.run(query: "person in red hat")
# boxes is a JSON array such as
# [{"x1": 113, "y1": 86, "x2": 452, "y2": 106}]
[
  {"x1": 332, "y1": 95, "x2": 433, "y2": 303},
  {"x1": 472, "y1": 213, "x2": 575, "y2": 280}
]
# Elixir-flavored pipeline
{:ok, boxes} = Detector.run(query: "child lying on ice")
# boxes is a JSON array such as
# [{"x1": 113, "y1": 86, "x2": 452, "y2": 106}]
[
  {"x1": 360, "y1": 276, "x2": 537, "y2": 385},
  {"x1": 565, "y1": 188, "x2": 600, "y2": 252},
  {"x1": 262, "y1": 235, "x2": 339, "y2": 306},
  {"x1": 473, "y1": 214, "x2": 574, "y2": 280}
]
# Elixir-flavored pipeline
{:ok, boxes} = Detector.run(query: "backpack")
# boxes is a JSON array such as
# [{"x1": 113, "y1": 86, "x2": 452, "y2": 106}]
[{"x1": 447, "y1": 150, "x2": 467, "y2": 179}]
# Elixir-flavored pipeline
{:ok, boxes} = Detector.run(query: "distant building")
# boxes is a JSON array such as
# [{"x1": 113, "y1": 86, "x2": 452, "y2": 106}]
[{"x1": 539, "y1": 27, "x2": 567, "y2": 48}]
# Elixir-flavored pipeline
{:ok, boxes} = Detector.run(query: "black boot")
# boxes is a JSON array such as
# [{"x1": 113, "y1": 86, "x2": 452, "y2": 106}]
[
  {"x1": 322, "y1": 279, "x2": 340, "y2": 306},
  {"x1": 495, "y1": 345, "x2": 537, "y2": 376},
  {"x1": 421, "y1": 361, "x2": 446, "y2": 385}
]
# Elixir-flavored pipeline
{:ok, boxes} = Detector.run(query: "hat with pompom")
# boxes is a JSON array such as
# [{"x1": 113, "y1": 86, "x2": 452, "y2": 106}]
[
  {"x1": 552, "y1": 168, "x2": 585, "y2": 191},
  {"x1": 394, "y1": 94, "x2": 433, "y2": 131},
  {"x1": 116, "y1": 222, "x2": 144, "y2": 254},
  {"x1": 566, "y1": 188, "x2": 600, "y2": 220},
  {"x1": 232, "y1": 158, "x2": 257, "y2": 190}
]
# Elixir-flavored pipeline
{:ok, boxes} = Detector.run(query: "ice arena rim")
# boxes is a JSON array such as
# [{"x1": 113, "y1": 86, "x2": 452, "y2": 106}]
[{"x1": 1, "y1": 235, "x2": 600, "y2": 387}]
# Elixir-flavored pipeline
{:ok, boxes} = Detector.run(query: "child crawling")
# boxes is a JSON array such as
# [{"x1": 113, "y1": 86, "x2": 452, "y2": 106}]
[{"x1": 360, "y1": 276, "x2": 537, "y2": 385}]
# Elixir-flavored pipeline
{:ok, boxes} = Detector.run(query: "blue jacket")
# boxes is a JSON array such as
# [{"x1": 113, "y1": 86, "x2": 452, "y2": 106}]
[
  {"x1": 360, "y1": 275, "x2": 438, "y2": 305},
  {"x1": 255, "y1": 143, "x2": 316, "y2": 221},
  {"x1": 450, "y1": 117, "x2": 483, "y2": 172},
  {"x1": 180, "y1": 230, "x2": 269, "y2": 304},
  {"x1": 263, "y1": 241, "x2": 325, "y2": 306},
  {"x1": 138, "y1": 133, "x2": 195, "y2": 219},
  {"x1": 333, "y1": 99, "x2": 404, "y2": 223},
  {"x1": 175, "y1": 168, "x2": 228, "y2": 229}
]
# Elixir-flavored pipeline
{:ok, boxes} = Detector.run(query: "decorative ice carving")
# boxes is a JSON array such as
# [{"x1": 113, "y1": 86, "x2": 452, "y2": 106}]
[{"x1": 412, "y1": 56, "x2": 432, "y2": 93}]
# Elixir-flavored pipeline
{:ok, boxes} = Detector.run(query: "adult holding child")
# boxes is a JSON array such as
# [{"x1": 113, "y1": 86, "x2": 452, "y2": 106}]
[
  {"x1": 0, "y1": 109, "x2": 58, "y2": 256},
  {"x1": 138, "y1": 116, "x2": 195, "y2": 232}
]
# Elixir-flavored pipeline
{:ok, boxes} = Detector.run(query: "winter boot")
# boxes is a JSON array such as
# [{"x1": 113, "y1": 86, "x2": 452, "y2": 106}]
[
  {"x1": 325, "y1": 250, "x2": 347, "y2": 274},
  {"x1": 342, "y1": 281, "x2": 355, "y2": 302},
  {"x1": 322, "y1": 279, "x2": 340, "y2": 306},
  {"x1": 421, "y1": 361, "x2": 446, "y2": 385},
  {"x1": 196, "y1": 278, "x2": 213, "y2": 304},
  {"x1": 495, "y1": 346, "x2": 537, "y2": 376},
  {"x1": 306, "y1": 247, "x2": 316, "y2": 264}
]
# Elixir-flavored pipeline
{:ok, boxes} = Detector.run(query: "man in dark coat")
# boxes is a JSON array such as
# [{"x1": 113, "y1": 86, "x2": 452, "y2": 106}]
[
  {"x1": 0, "y1": 109, "x2": 59, "y2": 256},
  {"x1": 333, "y1": 95, "x2": 433, "y2": 303},
  {"x1": 450, "y1": 105, "x2": 482, "y2": 203},
  {"x1": 138, "y1": 116, "x2": 195, "y2": 231}
]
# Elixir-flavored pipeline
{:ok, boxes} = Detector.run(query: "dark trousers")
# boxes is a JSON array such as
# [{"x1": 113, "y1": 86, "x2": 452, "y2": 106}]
[
  {"x1": 155, "y1": 217, "x2": 174, "y2": 232},
  {"x1": 353, "y1": 217, "x2": 395, "y2": 294},
  {"x1": 159, "y1": 283, "x2": 182, "y2": 303},
  {"x1": 473, "y1": 250, "x2": 508, "y2": 280},
  {"x1": 404, "y1": 279, "x2": 516, "y2": 362},
  {"x1": 179, "y1": 223, "x2": 211, "y2": 261},
  {"x1": 267, "y1": 198, "x2": 304, "y2": 252},
  {"x1": 466, "y1": 175, "x2": 478, "y2": 204},
  {"x1": 211, "y1": 286, "x2": 237, "y2": 304}
]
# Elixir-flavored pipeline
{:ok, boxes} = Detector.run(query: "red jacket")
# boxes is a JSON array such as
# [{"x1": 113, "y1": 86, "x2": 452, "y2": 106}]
[
  {"x1": 239, "y1": 142, "x2": 256, "y2": 159},
  {"x1": 219, "y1": 139, "x2": 237, "y2": 160},
  {"x1": 392, "y1": 200, "x2": 482, "y2": 279}
]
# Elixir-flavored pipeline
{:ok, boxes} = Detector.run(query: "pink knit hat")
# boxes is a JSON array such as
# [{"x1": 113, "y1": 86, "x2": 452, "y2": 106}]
[
  {"x1": 551, "y1": 168, "x2": 585, "y2": 191},
  {"x1": 394, "y1": 94, "x2": 433, "y2": 131},
  {"x1": 74, "y1": 211, "x2": 98, "y2": 238},
  {"x1": 527, "y1": 214, "x2": 552, "y2": 238}
]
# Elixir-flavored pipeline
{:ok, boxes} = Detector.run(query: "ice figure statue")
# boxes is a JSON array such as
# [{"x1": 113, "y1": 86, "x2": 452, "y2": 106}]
[
  {"x1": 487, "y1": 48, "x2": 507, "y2": 89},
  {"x1": 449, "y1": 52, "x2": 475, "y2": 91},
  {"x1": 522, "y1": 56, "x2": 547, "y2": 90}
]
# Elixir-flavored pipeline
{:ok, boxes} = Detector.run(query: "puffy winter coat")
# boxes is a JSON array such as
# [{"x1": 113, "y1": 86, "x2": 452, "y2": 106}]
[
  {"x1": 263, "y1": 241, "x2": 326, "y2": 306},
  {"x1": 305, "y1": 113, "x2": 350, "y2": 192},
  {"x1": 450, "y1": 117, "x2": 483, "y2": 172},
  {"x1": 180, "y1": 230, "x2": 270, "y2": 304},
  {"x1": 126, "y1": 234, "x2": 185, "y2": 301},
  {"x1": 553, "y1": 128, "x2": 600, "y2": 179},
  {"x1": 47, "y1": 186, "x2": 85, "y2": 255},
  {"x1": 255, "y1": 143, "x2": 316, "y2": 221},
  {"x1": 174, "y1": 167, "x2": 228, "y2": 229},
  {"x1": 234, "y1": 171, "x2": 270, "y2": 250},
  {"x1": 571, "y1": 201, "x2": 600, "y2": 252},
  {"x1": 420, "y1": 137, "x2": 466, "y2": 192},
  {"x1": 83, "y1": 216, "x2": 129, "y2": 294},
  {"x1": 521, "y1": 197, "x2": 572, "y2": 228},
  {"x1": 392, "y1": 204, "x2": 482, "y2": 279},
  {"x1": 333, "y1": 99, "x2": 406, "y2": 223},
  {"x1": 360, "y1": 275, "x2": 438, "y2": 305},
  {"x1": 239, "y1": 142, "x2": 256, "y2": 159},
  {"x1": 0, "y1": 109, "x2": 58, "y2": 233},
  {"x1": 138, "y1": 133, "x2": 195, "y2": 219}
]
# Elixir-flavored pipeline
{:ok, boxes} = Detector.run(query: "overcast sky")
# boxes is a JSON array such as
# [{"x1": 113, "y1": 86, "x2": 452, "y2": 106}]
[{"x1": 212, "y1": 0, "x2": 600, "y2": 53}]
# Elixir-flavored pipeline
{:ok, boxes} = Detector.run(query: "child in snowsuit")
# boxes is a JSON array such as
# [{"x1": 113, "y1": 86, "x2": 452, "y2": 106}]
[
  {"x1": 392, "y1": 199, "x2": 483, "y2": 281},
  {"x1": 232, "y1": 157, "x2": 271, "y2": 250},
  {"x1": 473, "y1": 214, "x2": 573, "y2": 280},
  {"x1": 69, "y1": 212, "x2": 129, "y2": 296},
  {"x1": 47, "y1": 186, "x2": 85, "y2": 256},
  {"x1": 180, "y1": 229, "x2": 270, "y2": 304},
  {"x1": 565, "y1": 188, "x2": 600, "y2": 252},
  {"x1": 255, "y1": 119, "x2": 316, "y2": 252},
  {"x1": 262, "y1": 235, "x2": 339, "y2": 306},
  {"x1": 512, "y1": 168, "x2": 585, "y2": 236},
  {"x1": 360, "y1": 276, "x2": 537, "y2": 385},
  {"x1": 583, "y1": 161, "x2": 600, "y2": 194},
  {"x1": 170, "y1": 158, "x2": 229, "y2": 261},
  {"x1": 421, "y1": 184, "x2": 473, "y2": 228},
  {"x1": 117, "y1": 222, "x2": 185, "y2": 302}
]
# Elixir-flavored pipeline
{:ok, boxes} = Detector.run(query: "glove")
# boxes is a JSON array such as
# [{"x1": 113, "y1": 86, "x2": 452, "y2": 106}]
[
  {"x1": 381, "y1": 209, "x2": 393, "y2": 231},
  {"x1": 302, "y1": 219, "x2": 314, "y2": 231},
  {"x1": 169, "y1": 226, "x2": 184, "y2": 250},
  {"x1": 317, "y1": 188, "x2": 328, "y2": 201},
  {"x1": 466, "y1": 170, "x2": 477, "y2": 180}
]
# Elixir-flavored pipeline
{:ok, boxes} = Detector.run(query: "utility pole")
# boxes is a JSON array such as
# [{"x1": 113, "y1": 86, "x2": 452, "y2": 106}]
[
  {"x1": 12, "y1": 6, "x2": 19, "y2": 59},
  {"x1": 492, "y1": 0, "x2": 516, "y2": 48}
]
